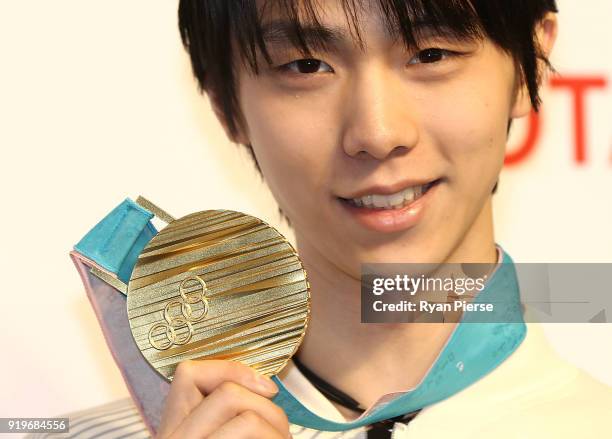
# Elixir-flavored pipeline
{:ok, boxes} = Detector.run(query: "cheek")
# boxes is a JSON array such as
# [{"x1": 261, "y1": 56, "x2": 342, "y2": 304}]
[
  {"x1": 423, "y1": 73, "x2": 513, "y2": 191},
  {"x1": 238, "y1": 78, "x2": 336, "y2": 213},
  {"x1": 435, "y1": 98, "x2": 506, "y2": 163}
]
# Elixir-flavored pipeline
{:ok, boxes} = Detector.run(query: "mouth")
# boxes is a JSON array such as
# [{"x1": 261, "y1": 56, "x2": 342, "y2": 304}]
[
  {"x1": 338, "y1": 179, "x2": 441, "y2": 210},
  {"x1": 336, "y1": 179, "x2": 443, "y2": 233}
]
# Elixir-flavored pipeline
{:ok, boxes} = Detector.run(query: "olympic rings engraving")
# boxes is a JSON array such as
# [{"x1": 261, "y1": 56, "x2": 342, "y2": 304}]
[{"x1": 148, "y1": 275, "x2": 210, "y2": 350}]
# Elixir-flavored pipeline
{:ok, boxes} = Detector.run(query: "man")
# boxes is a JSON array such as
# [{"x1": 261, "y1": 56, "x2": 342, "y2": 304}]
[
  {"x1": 36, "y1": 0, "x2": 612, "y2": 438},
  {"x1": 163, "y1": 0, "x2": 612, "y2": 436}
]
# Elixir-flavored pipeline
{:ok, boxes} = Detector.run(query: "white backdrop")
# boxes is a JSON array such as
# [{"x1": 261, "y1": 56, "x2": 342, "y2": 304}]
[{"x1": 1, "y1": 0, "x2": 611, "y2": 422}]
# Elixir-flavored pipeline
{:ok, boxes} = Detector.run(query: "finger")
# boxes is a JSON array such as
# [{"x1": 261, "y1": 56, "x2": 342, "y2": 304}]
[
  {"x1": 208, "y1": 410, "x2": 289, "y2": 439},
  {"x1": 170, "y1": 381, "x2": 287, "y2": 438},
  {"x1": 157, "y1": 360, "x2": 278, "y2": 438},
  {"x1": 177, "y1": 359, "x2": 278, "y2": 396},
  {"x1": 170, "y1": 381, "x2": 288, "y2": 438}
]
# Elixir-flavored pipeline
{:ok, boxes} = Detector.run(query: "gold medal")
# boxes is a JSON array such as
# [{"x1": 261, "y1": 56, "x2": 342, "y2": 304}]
[{"x1": 126, "y1": 208, "x2": 310, "y2": 381}]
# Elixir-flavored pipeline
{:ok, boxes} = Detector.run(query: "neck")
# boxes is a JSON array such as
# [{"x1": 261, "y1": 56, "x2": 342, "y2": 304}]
[{"x1": 293, "y1": 199, "x2": 497, "y2": 420}]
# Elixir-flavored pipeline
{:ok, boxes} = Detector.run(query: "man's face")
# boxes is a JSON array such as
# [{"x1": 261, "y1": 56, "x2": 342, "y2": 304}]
[{"x1": 231, "y1": 0, "x2": 529, "y2": 275}]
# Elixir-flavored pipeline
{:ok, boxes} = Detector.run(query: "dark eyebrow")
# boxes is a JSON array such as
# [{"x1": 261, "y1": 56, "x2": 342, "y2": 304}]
[
  {"x1": 259, "y1": 18, "x2": 468, "y2": 54},
  {"x1": 260, "y1": 19, "x2": 353, "y2": 50}
]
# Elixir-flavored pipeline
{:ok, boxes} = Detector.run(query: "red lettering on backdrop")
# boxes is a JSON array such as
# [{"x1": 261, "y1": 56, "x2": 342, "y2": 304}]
[
  {"x1": 504, "y1": 110, "x2": 541, "y2": 166},
  {"x1": 550, "y1": 76, "x2": 608, "y2": 164}
]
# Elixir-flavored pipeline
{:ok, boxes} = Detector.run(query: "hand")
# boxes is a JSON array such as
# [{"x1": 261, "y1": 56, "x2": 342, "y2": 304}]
[{"x1": 156, "y1": 359, "x2": 291, "y2": 438}]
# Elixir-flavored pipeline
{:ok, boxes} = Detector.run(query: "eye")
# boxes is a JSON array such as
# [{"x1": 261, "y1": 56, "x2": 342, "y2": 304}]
[
  {"x1": 277, "y1": 58, "x2": 334, "y2": 75},
  {"x1": 408, "y1": 48, "x2": 458, "y2": 65}
]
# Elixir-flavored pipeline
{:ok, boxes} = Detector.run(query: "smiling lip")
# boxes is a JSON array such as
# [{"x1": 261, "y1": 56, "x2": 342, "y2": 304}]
[{"x1": 338, "y1": 179, "x2": 441, "y2": 233}]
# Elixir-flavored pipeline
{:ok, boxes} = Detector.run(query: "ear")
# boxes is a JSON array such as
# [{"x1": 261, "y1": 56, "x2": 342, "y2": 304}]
[
  {"x1": 206, "y1": 87, "x2": 250, "y2": 145},
  {"x1": 510, "y1": 12, "x2": 559, "y2": 119}
]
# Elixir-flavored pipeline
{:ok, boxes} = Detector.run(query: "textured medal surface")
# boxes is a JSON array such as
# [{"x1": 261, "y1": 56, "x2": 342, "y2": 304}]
[{"x1": 127, "y1": 210, "x2": 310, "y2": 380}]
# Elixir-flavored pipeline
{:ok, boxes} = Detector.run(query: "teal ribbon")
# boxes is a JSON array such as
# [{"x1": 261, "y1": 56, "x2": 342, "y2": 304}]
[
  {"x1": 271, "y1": 252, "x2": 525, "y2": 430},
  {"x1": 74, "y1": 198, "x2": 526, "y2": 432},
  {"x1": 74, "y1": 198, "x2": 157, "y2": 283}
]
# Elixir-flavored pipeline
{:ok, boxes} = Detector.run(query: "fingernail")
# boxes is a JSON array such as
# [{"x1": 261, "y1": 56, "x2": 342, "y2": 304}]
[{"x1": 254, "y1": 372, "x2": 278, "y2": 394}]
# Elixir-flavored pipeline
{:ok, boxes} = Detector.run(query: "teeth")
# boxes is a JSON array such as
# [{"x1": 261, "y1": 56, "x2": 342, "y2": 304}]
[
  {"x1": 388, "y1": 191, "x2": 405, "y2": 207},
  {"x1": 348, "y1": 183, "x2": 434, "y2": 210},
  {"x1": 372, "y1": 194, "x2": 387, "y2": 208}
]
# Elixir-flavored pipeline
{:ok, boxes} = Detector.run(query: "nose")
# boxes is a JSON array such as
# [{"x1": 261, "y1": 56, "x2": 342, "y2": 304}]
[{"x1": 341, "y1": 65, "x2": 419, "y2": 160}]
